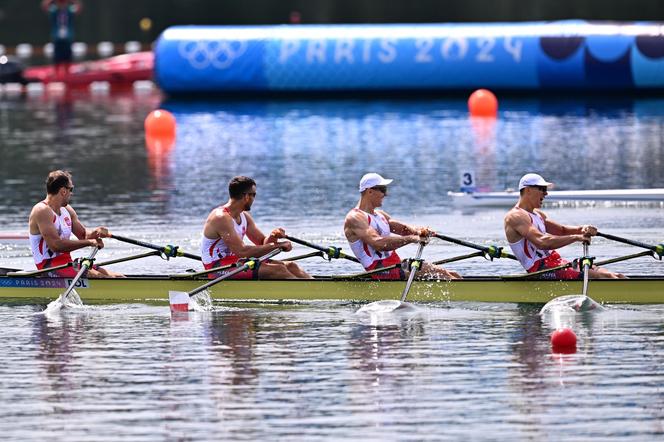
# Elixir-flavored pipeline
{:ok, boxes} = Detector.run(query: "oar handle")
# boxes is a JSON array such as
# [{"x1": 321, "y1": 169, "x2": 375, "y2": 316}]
[
  {"x1": 597, "y1": 232, "x2": 664, "y2": 258},
  {"x1": 111, "y1": 234, "x2": 201, "y2": 261},
  {"x1": 284, "y1": 235, "x2": 360, "y2": 263},
  {"x1": 433, "y1": 233, "x2": 517, "y2": 260},
  {"x1": 188, "y1": 248, "x2": 281, "y2": 297}
]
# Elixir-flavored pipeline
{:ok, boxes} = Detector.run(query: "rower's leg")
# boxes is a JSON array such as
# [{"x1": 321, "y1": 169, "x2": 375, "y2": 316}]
[
  {"x1": 88, "y1": 267, "x2": 125, "y2": 278},
  {"x1": 588, "y1": 266, "x2": 626, "y2": 279},
  {"x1": 285, "y1": 261, "x2": 313, "y2": 279},
  {"x1": 420, "y1": 262, "x2": 462, "y2": 280},
  {"x1": 258, "y1": 261, "x2": 300, "y2": 279}
]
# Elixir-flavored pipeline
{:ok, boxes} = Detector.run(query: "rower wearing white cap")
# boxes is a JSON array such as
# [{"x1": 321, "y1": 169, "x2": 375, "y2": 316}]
[
  {"x1": 343, "y1": 172, "x2": 461, "y2": 281},
  {"x1": 504, "y1": 173, "x2": 624, "y2": 279}
]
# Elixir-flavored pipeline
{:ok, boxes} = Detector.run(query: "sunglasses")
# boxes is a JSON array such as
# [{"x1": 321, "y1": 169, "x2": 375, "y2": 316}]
[
  {"x1": 65, "y1": 186, "x2": 74, "y2": 191},
  {"x1": 529, "y1": 185, "x2": 547, "y2": 192},
  {"x1": 371, "y1": 185, "x2": 388, "y2": 194}
]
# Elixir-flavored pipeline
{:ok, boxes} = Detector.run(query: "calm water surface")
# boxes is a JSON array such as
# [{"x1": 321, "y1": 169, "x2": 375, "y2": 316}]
[{"x1": 0, "y1": 91, "x2": 663, "y2": 440}]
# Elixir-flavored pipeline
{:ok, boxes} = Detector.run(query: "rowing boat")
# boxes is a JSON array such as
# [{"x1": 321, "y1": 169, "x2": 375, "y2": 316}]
[{"x1": 0, "y1": 273, "x2": 661, "y2": 304}]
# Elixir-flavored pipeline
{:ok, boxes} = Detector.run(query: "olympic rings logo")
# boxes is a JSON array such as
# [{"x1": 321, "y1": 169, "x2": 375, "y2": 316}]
[{"x1": 178, "y1": 40, "x2": 248, "y2": 70}]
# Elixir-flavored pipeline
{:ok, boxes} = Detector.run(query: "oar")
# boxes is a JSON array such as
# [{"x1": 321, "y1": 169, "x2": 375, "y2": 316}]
[
  {"x1": 55, "y1": 247, "x2": 98, "y2": 306},
  {"x1": 111, "y1": 234, "x2": 201, "y2": 261},
  {"x1": 168, "y1": 248, "x2": 281, "y2": 311},
  {"x1": 356, "y1": 241, "x2": 426, "y2": 315},
  {"x1": 8, "y1": 251, "x2": 160, "y2": 277},
  {"x1": 284, "y1": 235, "x2": 360, "y2": 263},
  {"x1": 597, "y1": 231, "x2": 664, "y2": 259},
  {"x1": 433, "y1": 233, "x2": 516, "y2": 260},
  {"x1": 400, "y1": 241, "x2": 426, "y2": 302}
]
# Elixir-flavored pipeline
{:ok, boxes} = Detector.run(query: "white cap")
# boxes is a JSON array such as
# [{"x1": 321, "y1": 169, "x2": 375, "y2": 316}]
[
  {"x1": 359, "y1": 173, "x2": 393, "y2": 192},
  {"x1": 518, "y1": 173, "x2": 554, "y2": 190}
]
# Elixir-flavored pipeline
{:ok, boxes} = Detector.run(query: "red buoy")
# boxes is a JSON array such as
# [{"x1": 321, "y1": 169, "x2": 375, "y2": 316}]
[
  {"x1": 468, "y1": 88, "x2": 498, "y2": 117},
  {"x1": 550, "y1": 327, "x2": 577, "y2": 352}
]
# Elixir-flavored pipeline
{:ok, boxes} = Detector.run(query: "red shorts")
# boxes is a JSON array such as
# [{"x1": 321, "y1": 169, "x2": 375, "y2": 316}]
[
  {"x1": 37, "y1": 253, "x2": 101, "y2": 278},
  {"x1": 528, "y1": 251, "x2": 581, "y2": 280},
  {"x1": 37, "y1": 253, "x2": 77, "y2": 278},
  {"x1": 204, "y1": 258, "x2": 259, "y2": 280},
  {"x1": 366, "y1": 252, "x2": 405, "y2": 280}
]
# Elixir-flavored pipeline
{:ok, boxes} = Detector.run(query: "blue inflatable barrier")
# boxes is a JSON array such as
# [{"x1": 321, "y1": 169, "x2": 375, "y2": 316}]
[{"x1": 154, "y1": 21, "x2": 664, "y2": 93}]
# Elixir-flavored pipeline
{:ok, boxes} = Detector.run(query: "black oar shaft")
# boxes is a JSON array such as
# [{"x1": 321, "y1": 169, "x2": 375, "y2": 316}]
[
  {"x1": 597, "y1": 232, "x2": 660, "y2": 252},
  {"x1": 432, "y1": 251, "x2": 485, "y2": 265},
  {"x1": 434, "y1": 233, "x2": 517, "y2": 260},
  {"x1": 284, "y1": 235, "x2": 360, "y2": 263},
  {"x1": 112, "y1": 234, "x2": 201, "y2": 261}
]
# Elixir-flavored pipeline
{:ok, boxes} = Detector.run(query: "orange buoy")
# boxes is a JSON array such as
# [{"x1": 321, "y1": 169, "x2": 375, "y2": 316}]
[
  {"x1": 468, "y1": 89, "x2": 498, "y2": 117},
  {"x1": 145, "y1": 109, "x2": 176, "y2": 138}
]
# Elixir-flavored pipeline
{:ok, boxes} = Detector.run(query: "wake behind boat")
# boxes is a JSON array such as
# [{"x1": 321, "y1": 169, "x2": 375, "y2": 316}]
[{"x1": 449, "y1": 188, "x2": 664, "y2": 208}]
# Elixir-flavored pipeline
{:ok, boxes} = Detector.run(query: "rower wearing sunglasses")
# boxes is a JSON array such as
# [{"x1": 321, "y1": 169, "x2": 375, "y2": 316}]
[
  {"x1": 343, "y1": 172, "x2": 461, "y2": 281},
  {"x1": 504, "y1": 173, "x2": 624, "y2": 279}
]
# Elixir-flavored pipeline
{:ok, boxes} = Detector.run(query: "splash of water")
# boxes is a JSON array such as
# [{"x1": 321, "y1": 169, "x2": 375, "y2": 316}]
[
  {"x1": 190, "y1": 290, "x2": 213, "y2": 312},
  {"x1": 42, "y1": 289, "x2": 86, "y2": 315}
]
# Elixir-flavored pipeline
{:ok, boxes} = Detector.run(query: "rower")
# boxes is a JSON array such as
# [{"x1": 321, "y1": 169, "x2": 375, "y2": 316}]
[
  {"x1": 343, "y1": 172, "x2": 461, "y2": 280},
  {"x1": 28, "y1": 170, "x2": 123, "y2": 278},
  {"x1": 200, "y1": 176, "x2": 312, "y2": 279},
  {"x1": 503, "y1": 173, "x2": 625, "y2": 279}
]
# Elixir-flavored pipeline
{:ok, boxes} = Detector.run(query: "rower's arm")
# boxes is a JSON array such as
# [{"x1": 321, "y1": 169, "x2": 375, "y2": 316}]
[
  {"x1": 540, "y1": 212, "x2": 597, "y2": 237},
  {"x1": 33, "y1": 206, "x2": 97, "y2": 253},
  {"x1": 507, "y1": 210, "x2": 586, "y2": 250},
  {"x1": 346, "y1": 211, "x2": 418, "y2": 252},
  {"x1": 216, "y1": 215, "x2": 282, "y2": 258}
]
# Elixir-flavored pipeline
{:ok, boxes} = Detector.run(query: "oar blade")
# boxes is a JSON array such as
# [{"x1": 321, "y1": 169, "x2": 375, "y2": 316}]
[{"x1": 169, "y1": 291, "x2": 191, "y2": 312}]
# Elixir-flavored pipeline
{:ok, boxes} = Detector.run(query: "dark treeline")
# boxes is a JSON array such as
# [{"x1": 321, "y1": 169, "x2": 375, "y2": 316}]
[{"x1": 1, "y1": 0, "x2": 663, "y2": 45}]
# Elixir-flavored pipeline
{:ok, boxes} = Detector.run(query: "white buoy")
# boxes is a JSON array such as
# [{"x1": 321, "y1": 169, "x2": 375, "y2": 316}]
[
  {"x1": 72, "y1": 42, "x2": 87, "y2": 59},
  {"x1": 89, "y1": 81, "x2": 110, "y2": 94},
  {"x1": 4, "y1": 83, "x2": 24, "y2": 95},
  {"x1": 46, "y1": 82, "x2": 67, "y2": 95},
  {"x1": 26, "y1": 83, "x2": 45, "y2": 96},
  {"x1": 124, "y1": 41, "x2": 141, "y2": 53},
  {"x1": 43, "y1": 43, "x2": 54, "y2": 59},
  {"x1": 16, "y1": 43, "x2": 33, "y2": 59},
  {"x1": 133, "y1": 80, "x2": 154, "y2": 93},
  {"x1": 97, "y1": 41, "x2": 114, "y2": 58}
]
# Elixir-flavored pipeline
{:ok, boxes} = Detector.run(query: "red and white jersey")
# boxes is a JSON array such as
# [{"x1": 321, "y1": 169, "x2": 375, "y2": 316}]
[
  {"x1": 348, "y1": 208, "x2": 398, "y2": 268},
  {"x1": 508, "y1": 207, "x2": 552, "y2": 270},
  {"x1": 29, "y1": 203, "x2": 73, "y2": 266},
  {"x1": 201, "y1": 207, "x2": 247, "y2": 266}
]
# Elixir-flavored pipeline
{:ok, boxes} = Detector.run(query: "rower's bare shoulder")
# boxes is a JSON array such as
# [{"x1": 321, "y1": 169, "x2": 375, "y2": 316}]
[{"x1": 533, "y1": 208, "x2": 548, "y2": 220}]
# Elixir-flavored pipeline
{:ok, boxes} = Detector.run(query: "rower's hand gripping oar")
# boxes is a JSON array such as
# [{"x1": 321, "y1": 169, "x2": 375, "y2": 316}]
[
  {"x1": 284, "y1": 235, "x2": 360, "y2": 263},
  {"x1": 55, "y1": 246, "x2": 98, "y2": 306},
  {"x1": 169, "y1": 248, "x2": 281, "y2": 312},
  {"x1": 433, "y1": 233, "x2": 516, "y2": 261},
  {"x1": 111, "y1": 234, "x2": 201, "y2": 261},
  {"x1": 597, "y1": 232, "x2": 664, "y2": 259},
  {"x1": 400, "y1": 241, "x2": 426, "y2": 302}
]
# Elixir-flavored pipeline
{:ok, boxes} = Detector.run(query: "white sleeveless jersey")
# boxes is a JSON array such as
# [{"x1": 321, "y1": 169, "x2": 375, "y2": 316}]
[
  {"x1": 508, "y1": 208, "x2": 552, "y2": 270},
  {"x1": 201, "y1": 208, "x2": 247, "y2": 265},
  {"x1": 29, "y1": 203, "x2": 73, "y2": 266},
  {"x1": 348, "y1": 208, "x2": 394, "y2": 268}
]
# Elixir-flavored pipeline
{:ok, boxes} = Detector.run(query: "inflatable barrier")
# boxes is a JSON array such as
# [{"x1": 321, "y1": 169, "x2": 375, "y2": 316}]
[{"x1": 154, "y1": 21, "x2": 664, "y2": 94}]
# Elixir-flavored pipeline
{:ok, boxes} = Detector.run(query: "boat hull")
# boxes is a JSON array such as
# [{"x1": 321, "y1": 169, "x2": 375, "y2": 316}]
[{"x1": 0, "y1": 275, "x2": 661, "y2": 304}]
